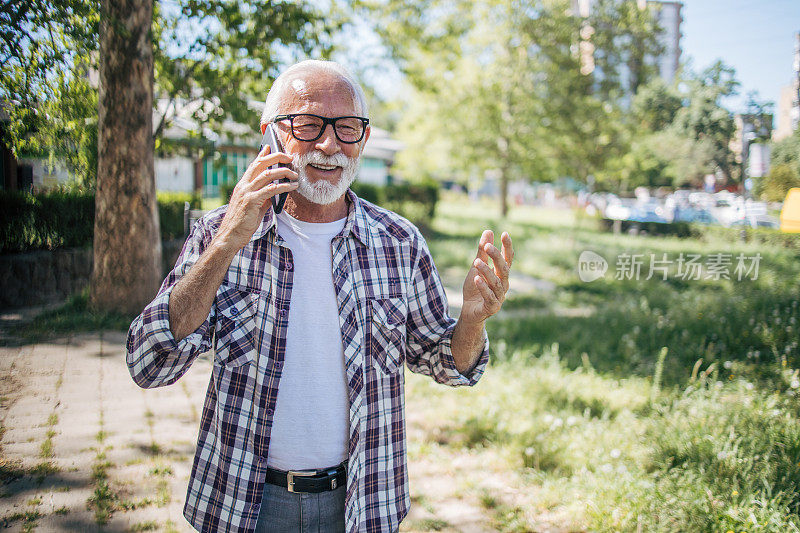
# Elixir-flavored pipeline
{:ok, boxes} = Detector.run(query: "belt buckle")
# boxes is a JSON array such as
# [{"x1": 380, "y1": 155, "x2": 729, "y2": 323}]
[{"x1": 287, "y1": 469, "x2": 317, "y2": 494}]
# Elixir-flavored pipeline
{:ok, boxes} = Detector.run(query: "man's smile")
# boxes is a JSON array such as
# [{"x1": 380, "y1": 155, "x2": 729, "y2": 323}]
[{"x1": 308, "y1": 163, "x2": 339, "y2": 171}]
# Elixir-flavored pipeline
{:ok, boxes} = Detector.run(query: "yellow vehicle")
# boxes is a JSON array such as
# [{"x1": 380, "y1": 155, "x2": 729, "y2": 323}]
[{"x1": 781, "y1": 188, "x2": 800, "y2": 233}]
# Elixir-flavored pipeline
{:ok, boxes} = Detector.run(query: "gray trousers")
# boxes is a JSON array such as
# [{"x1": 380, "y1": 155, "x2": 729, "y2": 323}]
[{"x1": 255, "y1": 481, "x2": 346, "y2": 533}]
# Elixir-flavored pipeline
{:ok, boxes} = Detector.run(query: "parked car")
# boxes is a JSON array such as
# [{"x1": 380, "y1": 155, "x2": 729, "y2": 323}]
[
  {"x1": 628, "y1": 201, "x2": 669, "y2": 223},
  {"x1": 604, "y1": 197, "x2": 635, "y2": 220},
  {"x1": 673, "y1": 207, "x2": 718, "y2": 225}
]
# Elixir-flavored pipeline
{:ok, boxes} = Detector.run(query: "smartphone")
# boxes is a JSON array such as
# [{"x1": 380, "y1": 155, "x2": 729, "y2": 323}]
[{"x1": 259, "y1": 123, "x2": 289, "y2": 214}]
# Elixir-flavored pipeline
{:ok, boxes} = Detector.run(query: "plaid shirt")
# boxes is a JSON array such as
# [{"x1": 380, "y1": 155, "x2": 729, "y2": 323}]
[{"x1": 126, "y1": 190, "x2": 490, "y2": 532}]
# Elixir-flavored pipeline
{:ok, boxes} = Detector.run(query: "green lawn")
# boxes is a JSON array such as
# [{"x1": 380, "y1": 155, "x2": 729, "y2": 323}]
[
  {"x1": 409, "y1": 194, "x2": 800, "y2": 531},
  {"x1": 17, "y1": 193, "x2": 800, "y2": 531}
]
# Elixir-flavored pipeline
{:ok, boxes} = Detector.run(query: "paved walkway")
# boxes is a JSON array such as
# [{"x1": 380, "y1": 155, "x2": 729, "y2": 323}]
[
  {"x1": 0, "y1": 332, "x2": 503, "y2": 532},
  {"x1": 0, "y1": 332, "x2": 206, "y2": 532}
]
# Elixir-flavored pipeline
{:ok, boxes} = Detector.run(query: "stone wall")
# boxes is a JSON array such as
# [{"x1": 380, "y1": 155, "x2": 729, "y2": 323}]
[{"x1": 0, "y1": 240, "x2": 184, "y2": 311}]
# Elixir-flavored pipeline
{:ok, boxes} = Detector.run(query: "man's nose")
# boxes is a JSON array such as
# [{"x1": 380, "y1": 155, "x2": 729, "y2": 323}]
[{"x1": 315, "y1": 123, "x2": 341, "y2": 155}]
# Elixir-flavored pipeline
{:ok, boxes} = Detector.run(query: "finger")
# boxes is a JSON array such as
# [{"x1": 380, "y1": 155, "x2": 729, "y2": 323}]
[
  {"x1": 477, "y1": 230, "x2": 493, "y2": 263},
  {"x1": 473, "y1": 258, "x2": 505, "y2": 299},
  {"x1": 256, "y1": 151, "x2": 293, "y2": 166},
  {"x1": 250, "y1": 167, "x2": 299, "y2": 189},
  {"x1": 501, "y1": 232, "x2": 514, "y2": 268},
  {"x1": 483, "y1": 243, "x2": 509, "y2": 285},
  {"x1": 474, "y1": 275, "x2": 498, "y2": 309},
  {"x1": 255, "y1": 181, "x2": 298, "y2": 218},
  {"x1": 243, "y1": 152, "x2": 293, "y2": 183},
  {"x1": 252, "y1": 179, "x2": 299, "y2": 204}
]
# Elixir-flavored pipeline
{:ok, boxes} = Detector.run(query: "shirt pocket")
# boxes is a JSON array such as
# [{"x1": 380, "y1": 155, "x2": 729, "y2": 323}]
[
  {"x1": 368, "y1": 297, "x2": 407, "y2": 375},
  {"x1": 213, "y1": 285, "x2": 260, "y2": 368}
]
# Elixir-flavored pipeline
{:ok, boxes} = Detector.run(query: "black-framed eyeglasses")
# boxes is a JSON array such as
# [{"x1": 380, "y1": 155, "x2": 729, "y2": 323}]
[{"x1": 273, "y1": 113, "x2": 369, "y2": 144}]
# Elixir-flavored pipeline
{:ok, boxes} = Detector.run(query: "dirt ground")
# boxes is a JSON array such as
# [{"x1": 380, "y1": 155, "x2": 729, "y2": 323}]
[
  {"x1": 0, "y1": 331, "x2": 506, "y2": 532},
  {"x1": 0, "y1": 266, "x2": 570, "y2": 533}
]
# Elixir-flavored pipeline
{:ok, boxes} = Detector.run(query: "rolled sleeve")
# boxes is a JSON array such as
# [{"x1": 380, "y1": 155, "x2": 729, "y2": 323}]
[
  {"x1": 126, "y1": 218, "x2": 216, "y2": 389},
  {"x1": 127, "y1": 285, "x2": 215, "y2": 389},
  {"x1": 435, "y1": 325, "x2": 490, "y2": 386},
  {"x1": 404, "y1": 232, "x2": 489, "y2": 387}
]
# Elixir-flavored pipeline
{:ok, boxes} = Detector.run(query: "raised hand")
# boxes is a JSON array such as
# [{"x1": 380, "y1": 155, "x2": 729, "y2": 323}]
[
  {"x1": 460, "y1": 230, "x2": 514, "y2": 326},
  {"x1": 216, "y1": 145, "x2": 299, "y2": 251}
]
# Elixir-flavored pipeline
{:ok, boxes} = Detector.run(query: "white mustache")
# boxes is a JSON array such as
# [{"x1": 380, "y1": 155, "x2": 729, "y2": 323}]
[
  {"x1": 291, "y1": 150, "x2": 361, "y2": 205},
  {"x1": 295, "y1": 151, "x2": 352, "y2": 169}
]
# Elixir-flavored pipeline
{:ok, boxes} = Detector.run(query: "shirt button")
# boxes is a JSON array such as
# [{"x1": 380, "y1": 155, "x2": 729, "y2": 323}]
[
  {"x1": 231, "y1": 306, "x2": 238, "y2": 315},
  {"x1": 266, "y1": 408, "x2": 274, "y2": 416},
  {"x1": 274, "y1": 360, "x2": 283, "y2": 370},
  {"x1": 279, "y1": 308, "x2": 287, "y2": 317},
  {"x1": 286, "y1": 262, "x2": 293, "y2": 271}
]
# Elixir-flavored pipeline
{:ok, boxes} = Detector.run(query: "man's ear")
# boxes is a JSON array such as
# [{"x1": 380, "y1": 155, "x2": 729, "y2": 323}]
[
  {"x1": 260, "y1": 123, "x2": 267, "y2": 135},
  {"x1": 360, "y1": 125, "x2": 371, "y2": 154}
]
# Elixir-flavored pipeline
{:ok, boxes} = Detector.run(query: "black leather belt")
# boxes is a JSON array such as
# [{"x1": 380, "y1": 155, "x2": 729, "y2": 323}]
[{"x1": 266, "y1": 461, "x2": 347, "y2": 494}]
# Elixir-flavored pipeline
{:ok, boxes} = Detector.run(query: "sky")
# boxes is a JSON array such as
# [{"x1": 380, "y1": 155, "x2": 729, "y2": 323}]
[
  {"x1": 351, "y1": 0, "x2": 800, "y2": 116},
  {"x1": 681, "y1": 0, "x2": 800, "y2": 113}
]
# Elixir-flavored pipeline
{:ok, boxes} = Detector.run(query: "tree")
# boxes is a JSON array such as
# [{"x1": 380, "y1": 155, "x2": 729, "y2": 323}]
[
  {"x1": 151, "y1": 0, "x2": 338, "y2": 146},
  {"x1": 0, "y1": 0, "x2": 99, "y2": 183},
  {"x1": 672, "y1": 61, "x2": 739, "y2": 182},
  {"x1": 770, "y1": 127, "x2": 800, "y2": 180},
  {"x1": 2, "y1": 0, "x2": 333, "y2": 187},
  {"x1": 754, "y1": 163, "x2": 800, "y2": 203},
  {"x1": 602, "y1": 62, "x2": 741, "y2": 190},
  {"x1": 587, "y1": 0, "x2": 664, "y2": 98},
  {"x1": 760, "y1": 129, "x2": 800, "y2": 202},
  {"x1": 362, "y1": 0, "x2": 661, "y2": 215},
  {"x1": 90, "y1": 0, "x2": 161, "y2": 314}
]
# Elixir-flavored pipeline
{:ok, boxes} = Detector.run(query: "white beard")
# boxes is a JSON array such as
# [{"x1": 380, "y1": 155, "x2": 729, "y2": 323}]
[{"x1": 292, "y1": 150, "x2": 360, "y2": 205}]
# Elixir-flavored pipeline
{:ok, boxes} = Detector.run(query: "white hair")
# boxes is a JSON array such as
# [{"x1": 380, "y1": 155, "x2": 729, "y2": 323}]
[{"x1": 260, "y1": 60, "x2": 369, "y2": 128}]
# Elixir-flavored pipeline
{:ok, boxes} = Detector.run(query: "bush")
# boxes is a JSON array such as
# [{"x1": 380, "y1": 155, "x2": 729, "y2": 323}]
[
  {"x1": 350, "y1": 181, "x2": 439, "y2": 228},
  {"x1": 220, "y1": 182, "x2": 236, "y2": 204},
  {"x1": 755, "y1": 164, "x2": 800, "y2": 203},
  {"x1": 0, "y1": 189, "x2": 94, "y2": 252},
  {"x1": 1, "y1": 190, "x2": 201, "y2": 252},
  {"x1": 598, "y1": 217, "x2": 800, "y2": 250},
  {"x1": 349, "y1": 182, "x2": 381, "y2": 204},
  {"x1": 157, "y1": 191, "x2": 201, "y2": 241}
]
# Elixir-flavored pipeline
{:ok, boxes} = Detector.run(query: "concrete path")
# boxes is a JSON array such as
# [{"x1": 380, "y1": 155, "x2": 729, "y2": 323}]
[
  {"x1": 0, "y1": 332, "x2": 504, "y2": 532},
  {"x1": 0, "y1": 332, "x2": 206, "y2": 532}
]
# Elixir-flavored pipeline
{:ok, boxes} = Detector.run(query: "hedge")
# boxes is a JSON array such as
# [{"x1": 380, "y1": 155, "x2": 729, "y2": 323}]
[
  {"x1": 0, "y1": 190, "x2": 201, "y2": 253},
  {"x1": 218, "y1": 181, "x2": 439, "y2": 228},
  {"x1": 350, "y1": 181, "x2": 439, "y2": 228},
  {"x1": 598, "y1": 217, "x2": 800, "y2": 249}
]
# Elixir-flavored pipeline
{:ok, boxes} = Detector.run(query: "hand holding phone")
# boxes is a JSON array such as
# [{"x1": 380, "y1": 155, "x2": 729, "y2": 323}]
[{"x1": 260, "y1": 124, "x2": 289, "y2": 214}]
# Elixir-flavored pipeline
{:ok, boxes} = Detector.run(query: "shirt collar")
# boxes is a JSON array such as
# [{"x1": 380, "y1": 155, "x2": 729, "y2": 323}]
[{"x1": 248, "y1": 189, "x2": 372, "y2": 248}]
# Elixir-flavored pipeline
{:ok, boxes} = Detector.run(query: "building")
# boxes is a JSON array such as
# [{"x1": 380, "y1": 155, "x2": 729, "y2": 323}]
[
  {"x1": 8, "y1": 97, "x2": 401, "y2": 196},
  {"x1": 774, "y1": 32, "x2": 800, "y2": 141},
  {"x1": 649, "y1": 1, "x2": 682, "y2": 83},
  {"x1": 733, "y1": 113, "x2": 773, "y2": 179},
  {"x1": 153, "y1": 98, "x2": 401, "y2": 198},
  {"x1": 572, "y1": 0, "x2": 683, "y2": 87}
]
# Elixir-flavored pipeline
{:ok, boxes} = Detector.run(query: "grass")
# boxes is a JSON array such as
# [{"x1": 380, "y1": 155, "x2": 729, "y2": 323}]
[
  {"x1": 14, "y1": 289, "x2": 135, "y2": 342},
  {"x1": 402, "y1": 195, "x2": 800, "y2": 531},
  {"x1": 0, "y1": 510, "x2": 43, "y2": 531},
  {"x1": 6, "y1": 194, "x2": 800, "y2": 531},
  {"x1": 87, "y1": 423, "x2": 121, "y2": 525},
  {"x1": 129, "y1": 520, "x2": 159, "y2": 532}
]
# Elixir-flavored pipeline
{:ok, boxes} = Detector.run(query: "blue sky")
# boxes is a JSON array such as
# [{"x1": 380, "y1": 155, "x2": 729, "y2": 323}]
[
  {"x1": 681, "y1": 0, "x2": 800, "y2": 112},
  {"x1": 343, "y1": 1, "x2": 800, "y2": 115}
]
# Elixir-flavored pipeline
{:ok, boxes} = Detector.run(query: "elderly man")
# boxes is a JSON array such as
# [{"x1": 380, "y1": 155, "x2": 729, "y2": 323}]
[{"x1": 127, "y1": 60, "x2": 513, "y2": 533}]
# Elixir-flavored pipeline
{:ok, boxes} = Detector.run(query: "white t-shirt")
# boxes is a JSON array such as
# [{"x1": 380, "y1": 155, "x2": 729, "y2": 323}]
[{"x1": 267, "y1": 210, "x2": 349, "y2": 471}]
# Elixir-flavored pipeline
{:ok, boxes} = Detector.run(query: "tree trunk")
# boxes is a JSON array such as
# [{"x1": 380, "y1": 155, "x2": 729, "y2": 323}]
[
  {"x1": 91, "y1": 0, "x2": 161, "y2": 315},
  {"x1": 498, "y1": 136, "x2": 510, "y2": 218}
]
